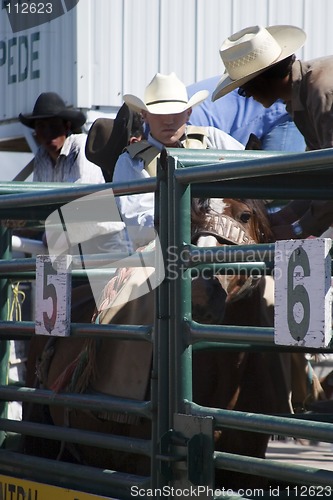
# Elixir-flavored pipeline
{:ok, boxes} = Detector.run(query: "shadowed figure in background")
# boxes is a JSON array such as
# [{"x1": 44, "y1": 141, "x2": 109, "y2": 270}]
[{"x1": 85, "y1": 103, "x2": 145, "y2": 182}]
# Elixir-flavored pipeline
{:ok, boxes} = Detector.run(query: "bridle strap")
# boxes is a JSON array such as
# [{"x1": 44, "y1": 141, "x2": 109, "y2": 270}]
[
  {"x1": 192, "y1": 214, "x2": 255, "y2": 246},
  {"x1": 191, "y1": 230, "x2": 238, "y2": 246}
]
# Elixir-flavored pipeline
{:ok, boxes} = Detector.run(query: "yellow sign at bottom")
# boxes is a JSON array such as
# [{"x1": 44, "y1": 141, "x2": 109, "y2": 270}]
[{"x1": 0, "y1": 474, "x2": 113, "y2": 500}]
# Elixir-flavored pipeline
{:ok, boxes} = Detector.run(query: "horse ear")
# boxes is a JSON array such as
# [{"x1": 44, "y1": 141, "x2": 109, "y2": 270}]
[{"x1": 245, "y1": 133, "x2": 262, "y2": 150}]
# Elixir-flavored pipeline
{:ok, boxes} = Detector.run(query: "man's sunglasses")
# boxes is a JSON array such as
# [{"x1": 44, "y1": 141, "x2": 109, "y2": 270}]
[
  {"x1": 238, "y1": 77, "x2": 262, "y2": 97},
  {"x1": 238, "y1": 87, "x2": 247, "y2": 97}
]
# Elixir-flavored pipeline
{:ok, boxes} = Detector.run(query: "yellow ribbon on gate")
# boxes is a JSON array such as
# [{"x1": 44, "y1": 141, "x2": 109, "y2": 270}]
[{"x1": 7, "y1": 282, "x2": 26, "y2": 322}]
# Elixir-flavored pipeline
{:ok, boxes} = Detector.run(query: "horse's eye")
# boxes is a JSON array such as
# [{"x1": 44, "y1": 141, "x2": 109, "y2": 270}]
[{"x1": 240, "y1": 212, "x2": 252, "y2": 223}]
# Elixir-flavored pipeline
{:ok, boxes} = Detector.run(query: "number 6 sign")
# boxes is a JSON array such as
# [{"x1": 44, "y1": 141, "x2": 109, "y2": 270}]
[
  {"x1": 35, "y1": 255, "x2": 72, "y2": 336},
  {"x1": 274, "y1": 238, "x2": 332, "y2": 348}
]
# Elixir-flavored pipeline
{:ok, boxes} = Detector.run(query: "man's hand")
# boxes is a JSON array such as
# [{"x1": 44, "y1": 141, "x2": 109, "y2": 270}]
[{"x1": 271, "y1": 224, "x2": 295, "y2": 240}]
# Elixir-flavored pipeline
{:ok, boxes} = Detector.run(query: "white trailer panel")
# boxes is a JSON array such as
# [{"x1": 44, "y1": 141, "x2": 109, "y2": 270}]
[{"x1": 0, "y1": 0, "x2": 333, "y2": 147}]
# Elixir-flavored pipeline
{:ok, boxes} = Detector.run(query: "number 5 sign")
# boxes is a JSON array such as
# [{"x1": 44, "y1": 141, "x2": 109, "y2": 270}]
[
  {"x1": 35, "y1": 255, "x2": 72, "y2": 336},
  {"x1": 275, "y1": 238, "x2": 332, "y2": 348}
]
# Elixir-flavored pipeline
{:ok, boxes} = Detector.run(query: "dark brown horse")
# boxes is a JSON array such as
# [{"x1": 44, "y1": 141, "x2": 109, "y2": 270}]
[
  {"x1": 191, "y1": 198, "x2": 284, "y2": 489},
  {"x1": 190, "y1": 198, "x2": 325, "y2": 489},
  {"x1": 24, "y1": 198, "x2": 322, "y2": 490}
]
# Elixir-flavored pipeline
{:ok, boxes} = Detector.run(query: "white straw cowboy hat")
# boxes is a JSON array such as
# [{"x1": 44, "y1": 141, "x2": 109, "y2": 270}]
[
  {"x1": 212, "y1": 25, "x2": 306, "y2": 101},
  {"x1": 124, "y1": 72, "x2": 209, "y2": 115}
]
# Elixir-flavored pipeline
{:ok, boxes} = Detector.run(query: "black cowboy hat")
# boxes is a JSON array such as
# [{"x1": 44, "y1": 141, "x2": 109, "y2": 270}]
[
  {"x1": 19, "y1": 92, "x2": 86, "y2": 130},
  {"x1": 85, "y1": 103, "x2": 136, "y2": 181}
]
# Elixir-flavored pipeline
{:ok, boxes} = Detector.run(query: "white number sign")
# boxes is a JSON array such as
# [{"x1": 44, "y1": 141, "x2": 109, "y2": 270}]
[
  {"x1": 35, "y1": 255, "x2": 72, "y2": 336},
  {"x1": 274, "y1": 238, "x2": 332, "y2": 348}
]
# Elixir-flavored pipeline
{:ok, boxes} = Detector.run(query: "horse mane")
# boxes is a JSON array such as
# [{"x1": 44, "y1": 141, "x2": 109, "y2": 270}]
[
  {"x1": 191, "y1": 197, "x2": 213, "y2": 235},
  {"x1": 241, "y1": 198, "x2": 275, "y2": 243}
]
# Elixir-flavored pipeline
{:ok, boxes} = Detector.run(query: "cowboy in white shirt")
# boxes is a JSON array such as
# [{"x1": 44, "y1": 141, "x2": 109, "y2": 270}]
[
  {"x1": 19, "y1": 92, "x2": 105, "y2": 184},
  {"x1": 113, "y1": 72, "x2": 244, "y2": 247},
  {"x1": 19, "y1": 93, "x2": 124, "y2": 255}
]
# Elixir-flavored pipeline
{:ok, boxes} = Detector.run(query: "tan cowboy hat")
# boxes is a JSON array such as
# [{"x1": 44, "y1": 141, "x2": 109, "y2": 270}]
[
  {"x1": 19, "y1": 92, "x2": 86, "y2": 129},
  {"x1": 124, "y1": 72, "x2": 209, "y2": 115},
  {"x1": 212, "y1": 25, "x2": 306, "y2": 102}
]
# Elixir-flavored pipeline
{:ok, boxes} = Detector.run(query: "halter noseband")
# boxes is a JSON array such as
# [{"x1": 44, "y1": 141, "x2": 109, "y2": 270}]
[{"x1": 191, "y1": 214, "x2": 256, "y2": 246}]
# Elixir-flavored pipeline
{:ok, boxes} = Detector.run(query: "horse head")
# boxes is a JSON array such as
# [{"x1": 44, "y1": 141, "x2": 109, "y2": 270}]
[
  {"x1": 191, "y1": 198, "x2": 274, "y2": 313},
  {"x1": 191, "y1": 197, "x2": 274, "y2": 246}
]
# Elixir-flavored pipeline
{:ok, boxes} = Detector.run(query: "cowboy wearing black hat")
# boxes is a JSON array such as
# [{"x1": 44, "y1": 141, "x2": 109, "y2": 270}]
[{"x1": 19, "y1": 92, "x2": 105, "y2": 184}]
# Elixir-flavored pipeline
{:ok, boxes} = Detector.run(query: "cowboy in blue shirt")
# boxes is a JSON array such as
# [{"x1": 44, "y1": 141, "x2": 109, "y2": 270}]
[{"x1": 187, "y1": 76, "x2": 305, "y2": 151}]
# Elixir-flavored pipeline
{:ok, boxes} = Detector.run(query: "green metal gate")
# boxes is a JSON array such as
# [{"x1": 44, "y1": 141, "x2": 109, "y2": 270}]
[{"x1": 0, "y1": 148, "x2": 332, "y2": 499}]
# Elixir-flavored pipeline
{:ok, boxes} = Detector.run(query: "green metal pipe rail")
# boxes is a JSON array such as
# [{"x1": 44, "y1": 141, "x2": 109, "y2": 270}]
[
  {"x1": 0, "y1": 149, "x2": 332, "y2": 498},
  {"x1": 162, "y1": 149, "x2": 333, "y2": 496},
  {"x1": 0, "y1": 449, "x2": 149, "y2": 498},
  {"x1": 0, "y1": 387, "x2": 152, "y2": 417},
  {"x1": 0, "y1": 180, "x2": 158, "y2": 498}
]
